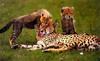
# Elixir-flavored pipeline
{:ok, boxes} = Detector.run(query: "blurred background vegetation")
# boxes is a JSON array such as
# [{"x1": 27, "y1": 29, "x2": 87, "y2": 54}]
[{"x1": 0, "y1": 0, "x2": 100, "y2": 61}]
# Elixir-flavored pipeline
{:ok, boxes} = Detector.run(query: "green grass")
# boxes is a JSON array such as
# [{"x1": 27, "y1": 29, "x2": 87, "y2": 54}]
[{"x1": 0, "y1": 0, "x2": 100, "y2": 61}]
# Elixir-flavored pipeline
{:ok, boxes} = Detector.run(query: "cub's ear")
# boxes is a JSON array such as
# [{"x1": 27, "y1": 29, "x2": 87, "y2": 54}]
[
  {"x1": 61, "y1": 8, "x2": 64, "y2": 13},
  {"x1": 61, "y1": 8, "x2": 64, "y2": 16}
]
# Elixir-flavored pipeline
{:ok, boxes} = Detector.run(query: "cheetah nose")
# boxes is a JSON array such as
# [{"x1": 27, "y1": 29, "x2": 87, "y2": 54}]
[{"x1": 69, "y1": 16, "x2": 70, "y2": 18}]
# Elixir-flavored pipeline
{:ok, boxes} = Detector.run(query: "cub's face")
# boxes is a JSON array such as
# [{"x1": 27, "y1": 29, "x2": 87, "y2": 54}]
[
  {"x1": 40, "y1": 13, "x2": 51, "y2": 24},
  {"x1": 61, "y1": 7, "x2": 74, "y2": 19},
  {"x1": 37, "y1": 13, "x2": 54, "y2": 39},
  {"x1": 40, "y1": 14, "x2": 47, "y2": 23}
]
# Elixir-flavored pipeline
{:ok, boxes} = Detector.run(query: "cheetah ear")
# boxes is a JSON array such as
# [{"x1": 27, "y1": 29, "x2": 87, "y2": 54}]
[
  {"x1": 61, "y1": 9, "x2": 64, "y2": 16},
  {"x1": 61, "y1": 8, "x2": 64, "y2": 13}
]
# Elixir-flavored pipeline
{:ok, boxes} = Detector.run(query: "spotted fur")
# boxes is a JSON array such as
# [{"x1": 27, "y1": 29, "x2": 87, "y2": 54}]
[{"x1": 38, "y1": 33, "x2": 100, "y2": 51}]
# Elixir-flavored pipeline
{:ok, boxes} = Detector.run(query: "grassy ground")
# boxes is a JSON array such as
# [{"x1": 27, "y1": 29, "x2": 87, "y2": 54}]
[{"x1": 0, "y1": 0, "x2": 100, "y2": 61}]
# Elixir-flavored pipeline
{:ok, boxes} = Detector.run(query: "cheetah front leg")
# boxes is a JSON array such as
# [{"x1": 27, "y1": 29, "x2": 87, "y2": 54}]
[
  {"x1": 9, "y1": 21, "x2": 23, "y2": 49},
  {"x1": 42, "y1": 45, "x2": 69, "y2": 52}
]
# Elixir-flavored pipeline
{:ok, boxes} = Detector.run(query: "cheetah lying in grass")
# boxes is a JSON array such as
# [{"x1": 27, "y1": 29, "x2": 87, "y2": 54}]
[
  {"x1": 36, "y1": 33, "x2": 100, "y2": 52},
  {"x1": 20, "y1": 33, "x2": 100, "y2": 52}
]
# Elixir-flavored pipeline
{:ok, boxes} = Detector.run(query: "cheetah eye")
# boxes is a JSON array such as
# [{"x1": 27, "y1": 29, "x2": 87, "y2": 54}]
[
  {"x1": 41, "y1": 14, "x2": 44, "y2": 16},
  {"x1": 41, "y1": 30, "x2": 43, "y2": 32}
]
